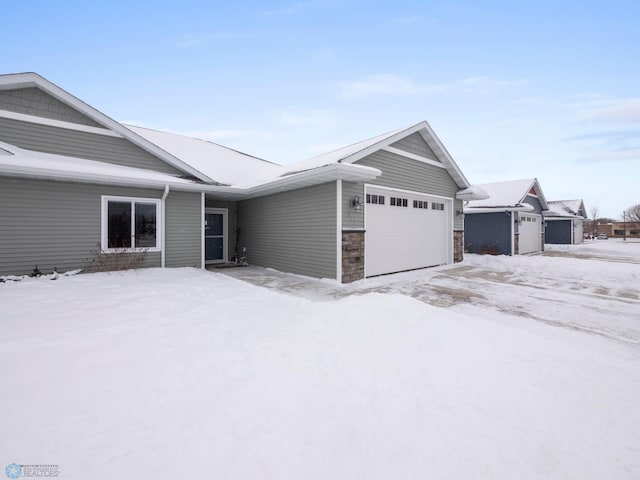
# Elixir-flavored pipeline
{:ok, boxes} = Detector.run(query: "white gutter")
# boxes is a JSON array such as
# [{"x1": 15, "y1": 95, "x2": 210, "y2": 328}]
[{"x1": 161, "y1": 184, "x2": 170, "y2": 268}]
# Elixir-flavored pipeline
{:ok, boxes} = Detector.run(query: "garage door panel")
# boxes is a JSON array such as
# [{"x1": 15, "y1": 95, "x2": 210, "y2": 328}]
[
  {"x1": 519, "y1": 213, "x2": 541, "y2": 254},
  {"x1": 365, "y1": 187, "x2": 450, "y2": 277}
]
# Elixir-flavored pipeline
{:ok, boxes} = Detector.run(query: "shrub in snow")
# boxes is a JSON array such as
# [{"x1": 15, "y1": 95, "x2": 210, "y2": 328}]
[{"x1": 85, "y1": 243, "x2": 148, "y2": 273}]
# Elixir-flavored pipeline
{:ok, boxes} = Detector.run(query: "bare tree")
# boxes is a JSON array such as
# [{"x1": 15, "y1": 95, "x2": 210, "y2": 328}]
[
  {"x1": 589, "y1": 205, "x2": 599, "y2": 237},
  {"x1": 624, "y1": 204, "x2": 640, "y2": 235}
]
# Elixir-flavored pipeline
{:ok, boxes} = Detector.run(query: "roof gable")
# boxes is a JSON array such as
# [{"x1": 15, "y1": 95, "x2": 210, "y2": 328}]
[
  {"x1": 0, "y1": 73, "x2": 214, "y2": 183},
  {"x1": 466, "y1": 178, "x2": 549, "y2": 210},
  {"x1": 545, "y1": 199, "x2": 587, "y2": 218},
  {"x1": 283, "y1": 121, "x2": 470, "y2": 189}
]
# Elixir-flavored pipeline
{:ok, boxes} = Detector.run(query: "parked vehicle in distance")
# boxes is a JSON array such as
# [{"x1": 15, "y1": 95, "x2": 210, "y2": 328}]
[{"x1": 597, "y1": 233, "x2": 608, "y2": 240}]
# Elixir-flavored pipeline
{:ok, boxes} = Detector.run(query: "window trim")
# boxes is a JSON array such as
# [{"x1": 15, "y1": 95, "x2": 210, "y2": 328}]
[{"x1": 101, "y1": 195, "x2": 162, "y2": 253}]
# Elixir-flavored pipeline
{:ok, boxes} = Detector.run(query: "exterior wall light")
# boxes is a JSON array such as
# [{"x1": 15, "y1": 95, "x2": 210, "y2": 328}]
[{"x1": 352, "y1": 195, "x2": 363, "y2": 211}]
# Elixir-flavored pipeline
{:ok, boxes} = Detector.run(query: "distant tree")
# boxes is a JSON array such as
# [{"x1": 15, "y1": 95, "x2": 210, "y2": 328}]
[
  {"x1": 624, "y1": 204, "x2": 640, "y2": 231},
  {"x1": 589, "y1": 206, "x2": 599, "y2": 237},
  {"x1": 625, "y1": 204, "x2": 640, "y2": 222}
]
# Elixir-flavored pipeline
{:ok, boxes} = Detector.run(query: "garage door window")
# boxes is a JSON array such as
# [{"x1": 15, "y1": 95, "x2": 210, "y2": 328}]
[
  {"x1": 432, "y1": 202, "x2": 445, "y2": 211},
  {"x1": 366, "y1": 194, "x2": 385, "y2": 205}
]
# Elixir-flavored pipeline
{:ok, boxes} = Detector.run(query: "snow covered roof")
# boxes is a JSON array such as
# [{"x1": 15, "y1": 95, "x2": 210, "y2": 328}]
[
  {"x1": 464, "y1": 178, "x2": 548, "y2": 212},
  {"x1": 126, "y1": 125, "x2": 284, "y2": 187},
  {"x1": 0, "y1": 73, "x2": 216, "y2": 183},
  {"x1": 0, "y1": 140, "x2": 380, "y2": 199},
  {"x1": 283, "y1": 121, "x2": 471, "y2": 189},
  {"x1": 0, "y1": 140, "x2": 206, "y2": 190},
  {"x1": 545, "y1": 200, "x2": 586, "y2": 219}
]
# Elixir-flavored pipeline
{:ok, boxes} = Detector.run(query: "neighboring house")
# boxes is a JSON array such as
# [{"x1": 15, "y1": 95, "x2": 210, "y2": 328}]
[
  {"x1": 543, "y1": 199, "x2": 587, "y2": 244},
  {"x1": 464, "y1": 178, "x2": 548, "y2": 255},
  {"x1": 0, "y1": 72, "x2": 481, "y2": 282}
]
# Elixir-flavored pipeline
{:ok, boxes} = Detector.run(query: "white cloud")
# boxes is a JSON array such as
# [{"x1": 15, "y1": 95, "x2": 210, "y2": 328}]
[
  {"x1": 177, "y1": 32, "x2": 250, "y2": 48},
  {"x1": 337, "y1": 74, "x2": 526, "y2": 99},
  {"x1": 276, "y1": 109, "x2": 337, "y2": 128},
  {"x1": 580, "y1": 99, "x2": 640, "y2": 125},
  {"x1": 390, "y1": 16, "x2": 422, "y2": 25}
]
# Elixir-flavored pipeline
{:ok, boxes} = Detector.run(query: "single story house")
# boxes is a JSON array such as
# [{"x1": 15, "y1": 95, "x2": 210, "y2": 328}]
[
  {"x1": 464, "y1": 178, "x2": 548, "y2": 255},
  {"x1": 543, "y1": 199, "x2": 586, "y2": 244},
  {"x1": 0, "y1": 72, "x2": 484, "y2": 282}
]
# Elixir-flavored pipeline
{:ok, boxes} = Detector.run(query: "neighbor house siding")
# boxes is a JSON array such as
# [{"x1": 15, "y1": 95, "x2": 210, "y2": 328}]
[
  {"x1": 545, "y1": 220, "x2": 572, "y2": 244},
  {"x1": 0, "y1": 87, "x2": 103, "y2": 127},
  {"x1": 237, "y1": 182, "x2": 336, "y2": 279},
  {"x1": 464, "y1": 212, "x2": 512, "y2": 255},
  {"x1": 390, "y1": 132, "x2": 439, "y2": 160},
  {"x1": 521, "y1": 194, "x2": 543, "y2": 214},
  {"x1": 165, "y1": 191, "x2": 202, "y2": 268},
  {"x1": 206, "y1": 199, "x2": 238, "y2": 260},
  {"x1": 0, "y1": 117, "x2": 186, "y2": 176},
  {"x1": 0, "y1": 177, "x2": 164, "y2": 276},
  {"x1": 355, "y1": 149, "x2": 463, "y2": 229}
]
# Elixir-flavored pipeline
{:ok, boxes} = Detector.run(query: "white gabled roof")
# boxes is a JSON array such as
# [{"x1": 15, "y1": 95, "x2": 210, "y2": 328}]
[
  {"x1": 545, "y1": 199, "x2": 586, "y2": 219},
  {"x1": 283, "y1": 121, "x2": 471, "y2": 189},
  {"x1": 0, "y1": 140, "x2": 202, "y2": 190},
  {"x1": 0, "y1": 72, "x2": 216, "y2": 184},
  {"x1": 126, "y1": 125, "x2": 284, "y2": 187},
  {"x1": 465, "y1": 178, "x2": 549, "y2": 212}
]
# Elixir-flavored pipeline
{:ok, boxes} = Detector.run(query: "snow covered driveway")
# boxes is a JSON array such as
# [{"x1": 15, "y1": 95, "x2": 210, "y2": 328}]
[
  {"x1": 1, "y1": 240, "x2": 639, "y2": 479},
  {"x1": 222, "y1": 239, "x2": 640, "y2": 344}
]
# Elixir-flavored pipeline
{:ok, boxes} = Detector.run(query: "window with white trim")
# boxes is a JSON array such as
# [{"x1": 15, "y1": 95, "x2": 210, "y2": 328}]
[{"x1": 101, "y1": 196, "x2": 161, "y2": 252}]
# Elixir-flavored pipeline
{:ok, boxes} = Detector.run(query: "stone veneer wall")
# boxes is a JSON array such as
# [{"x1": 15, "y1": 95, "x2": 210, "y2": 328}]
[
  {"x1": 454, "y1": 230, "x2": 464, "y2": 263},
  {"x1": 342, "y1": 230, "x2": 365, "y2": 283},
  {"x1": 514, "y1": 233, "x2": 519, "y2": 255},
  {"x1": 541, "y1": 232, "x2": 545, "y2": 252}
]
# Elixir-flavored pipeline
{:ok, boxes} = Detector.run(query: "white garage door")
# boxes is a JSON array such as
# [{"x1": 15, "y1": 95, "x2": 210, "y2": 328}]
[
  {"x1": 518, "y1": 213, "x2": 541, "y2": 254},
  {"x1": 365, "y1": 186, "x2": 451, "y2": 277}
]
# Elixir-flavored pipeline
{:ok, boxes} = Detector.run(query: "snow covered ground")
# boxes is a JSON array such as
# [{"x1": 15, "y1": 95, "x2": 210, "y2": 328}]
[{"x1": 1, "y1": 239, "x2": 639, "y2": 479}]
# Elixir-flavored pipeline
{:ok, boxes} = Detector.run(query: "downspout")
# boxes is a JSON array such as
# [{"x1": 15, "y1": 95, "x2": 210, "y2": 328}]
[
  {"x1": 161, "y1": 184, "x2": 170, "y2": 268},
  {"x1": 510, "y1": 210, "x2": 515, "y2": 256}
]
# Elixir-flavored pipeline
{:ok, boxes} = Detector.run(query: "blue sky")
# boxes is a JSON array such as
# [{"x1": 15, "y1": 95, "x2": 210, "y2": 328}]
[{"x1": 2, "y1": 0, "x2": 639, "y2": 218}]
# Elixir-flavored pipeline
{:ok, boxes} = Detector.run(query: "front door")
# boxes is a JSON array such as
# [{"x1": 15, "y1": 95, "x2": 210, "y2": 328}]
[{"x1": 205, "y1": 209, "x2": 227, "y2": 263}]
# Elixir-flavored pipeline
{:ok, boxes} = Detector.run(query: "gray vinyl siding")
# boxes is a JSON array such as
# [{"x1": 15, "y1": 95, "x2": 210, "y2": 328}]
[
  {"x1": 545, "y1": 220, "x2": 572, "y2": 244},
  {"x1": 165, "y1": 191, "x2": 202, "y2": 268},
  {"x1": 464, "y1": 212, "x2": 512, "y2": 255},
  {"x1": 0, "y1": 177, "x2": 165, "y2": 276},
  {"x1": 342, "y1": 181, "x2": 365, "y2": 229},
  {"x1": 0, "y1": 117, "x2": 186, "y2": 176},
  {"x1": 522, "y1": 195, "x2": 543, "y2": 214},
  {"x1": 355, "y1": 149, "x2": 463, "y2": 229},
  {"x1": 237, "y1": 183, "x2": 337, "y2": 279},
  {"x1": 206, "y1": 199, "x2": 238, "y2": 260},
  {"x1": 390, "y1": 132, "x2": 439, "y2": 160},
  {"x1": 0, "y1": 87, "x2": 103, "y2": 127}
]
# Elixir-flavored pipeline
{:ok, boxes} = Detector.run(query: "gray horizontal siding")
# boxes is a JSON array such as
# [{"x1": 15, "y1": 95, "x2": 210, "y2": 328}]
[
  {"x1": 0, "y1": 177, "x2": 165, "y2": 276},
  {"x1": 0, "y1": 87, "x2": 103, "y2": 127},
  {"x1": 237, "y1": 183, "x2": 337, "y2": 279},
  {"x1": 165, "y1": 191, "x2": 202, "y2": 268},
  {"x1": 390, "y1": 132, "x2": 438, "y2": 160},
  {"x1": 355, "y1": 149, "x2": 463, "y2": 230},
  {"x1": 522, "y1": 195, "x2": 543, "y2": 214},
  {"x1": 0, "y1": 117, "x2": 186, "y2": 176},
  {"x1": 342, "y1": 181, "x2": 365, "y2": 230},
  {"x1": 206, "y1": 199, "x2": 238, "y2": 260}
]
